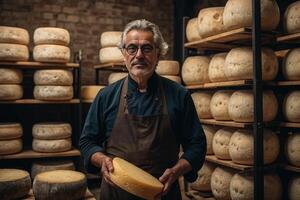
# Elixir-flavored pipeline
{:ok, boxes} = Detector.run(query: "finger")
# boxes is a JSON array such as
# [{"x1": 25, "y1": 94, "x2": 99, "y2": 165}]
[
  {"x1": 162, "y1": 181, "x2": 171, "y2": 195},
  {"x1": 105, "y1": 158, "x2": 114, "y2": 172},
  {"x1": 159, "y1": 169, "x2": 172, "y2": 183}
]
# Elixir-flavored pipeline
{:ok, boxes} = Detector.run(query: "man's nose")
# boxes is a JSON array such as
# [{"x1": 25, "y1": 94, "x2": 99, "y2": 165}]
[{"x1": 135, "y1": 48, "x2": 144, "y2": 58}]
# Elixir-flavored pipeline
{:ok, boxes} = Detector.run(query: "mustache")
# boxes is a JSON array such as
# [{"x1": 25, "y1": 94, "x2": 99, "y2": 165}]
[{"x1": 132, "y1": 60, "x2": 147, "y2": 65}]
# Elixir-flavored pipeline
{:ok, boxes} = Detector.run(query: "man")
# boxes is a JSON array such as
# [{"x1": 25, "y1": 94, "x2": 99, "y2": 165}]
[{"x1": 79, "y1": 19, "x2": 206, "y2": 200}]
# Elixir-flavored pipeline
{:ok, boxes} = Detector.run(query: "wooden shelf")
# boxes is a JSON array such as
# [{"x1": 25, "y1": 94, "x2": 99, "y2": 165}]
[
  {"x1": 186, "y1": 80, "x2": 252, "y2": 90},
  {"x1": 281, "y1": 164, "x2": 300, "y2": 173},
  {"x1": 277, "y1": 32, "x2": 300, "y2": 43},
  {"x1": 200, "y1": 119, "x2": 252, "y2": 128},
  {"x1": 94, "y1": 62, "x2": 127, "y2": 71},
  {"x1": 281, "y1": 122, "x2": 300, "y2": 128},
  {"x1": 0, "y1": 61, "x2": 79, "y2": 68},
  {"x1": 185, "y1": 190, "x2": 214, "y2": 200},
  {"x1": 0, "y1": 99, "x2": 80, "y2": 104},
  {"x1": 205, "y1": 155, "x2": 253, "y2": 171},
  {"x1": 277, "y1": 80, "x2": 300, "y2": 86},
  {"x1": 82, "y1": 99, "x2": 94, "y2": 103}
]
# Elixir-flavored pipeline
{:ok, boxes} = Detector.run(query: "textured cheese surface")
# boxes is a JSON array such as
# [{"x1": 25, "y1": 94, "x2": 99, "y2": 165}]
[
  {"x1": 0, "y1": 139, "x2": 22, "y2": 155},
  {"x1": 191, "y1": 92, "x2": 213, "y2": 119},
  {"x1": 0, "y1": 43, "x2": 29, "y2": 61},
  {"x1": 32, "y1": 123, "x2": 72, "y2": 140},
  {"x1": 208, "y1": 53, "x2": 227, "y2": 82},
  {"x1": 210, "y1": 90, "x2": 233, "y2": 120},
  {"x1": 34, "y1": 27, "x2": 70, "y2": 45},
  {"x1": 32, "y1": 138, "x2": 72, "y2": 153},
  {"x1": 284, "y1": 1, "x2": 300, "y2": 34},
  {"x1": 212, "y1": 127, "x2": 235, "y2": 160},
  {"x1": 285, "y1": 133, "x2": 300, "y2": 167},
  {"x1": 35, "y1": 170, "x2": 84, "y2": 183},
  {"x1": 81, "y1": 85, "x2": 105, "y2": 100},
  {"x1": 99, "y1": 47, "x2": 124, "y2": 64},
  {"x1": 186, "y1": 18, "x2": 201, "y2": 42},
  {"x1": 162, "y1": 75, "x2": 181, "y2": 84},
  {"x1": 283, "y1": 48, "x2": 300, "y2": 80},
  {"x1": 0, "y1": 84, "x2": 23, "y2": 100},
  {"x1": 34, "y1": 85, "x2": 73, "y2": 100},
  {"x1": 108, "y1": 72, "x2": 128, "y2": 85},
  {"x1": 203, "y1": 125, "x2": 218, "y2": 155},
  {"x1": 156, "y1": 60, "x2": 180, "y2": 75},
  {"x1": 211, "y1": 167, "x2": 234, "y2": 200},
  {"x1": 33, "y1": 44, "x2": 70, "y2": 63},
  {"x1": 0, "y1": 26, "x2": 29, "y2": 45},
  {"x1": 0, "y1": 122, "x2": 23, "y2": 140},
  {"x1": 0, "y1": 68, "x2": 23, "y2": 84},
  {"x1": 288, "y1": 175, "x2": 300, "y2": 200},
  {"x1": 190, "y1": 162, "x2": 215, "y2": 191},
  {"x1": 100, "y1": 31, "x2": 122, "y2": 47},
  {"x1": 34, "y1": 69, "x2": 73, "y2": 86},
  {"x1": 283, "y1": 91, "x2": 300, "y2": 122},
  {"x1": 110, "y1": 157, "x2": 163, "y2": 200}
]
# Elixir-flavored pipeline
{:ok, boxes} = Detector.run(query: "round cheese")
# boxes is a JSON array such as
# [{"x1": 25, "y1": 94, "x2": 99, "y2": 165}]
[
  {"x1": 0, "y1": 169, "x2": 31, "y2": 199},
  {"x1": 0, "y1": 84, "x2": 23, "y2": 100},
  {"x1": 99, "y1": 47, "x2": 124, "y2": 64},
  {"x1": 0, "y1": 26, "x2": 29, "y2": 45},
  {"x1": 33, "y1": 170, "x2": 87, "y2": 200},
  {"x1": 190, "y1": 162, "x2": 215, "y2": 191},
  {"x1": 223, "y1": 0, "x2": 280, "y2": 31},
  {"x1": 81, "y1": 85, "x2": 105, "y2": 100},
  {"x1": 34, "y1": 69, "x2": 73, "y2": 86},
  {"x1": 0, "y1": 123, "x2": 23, "y2": 140},
  {"x1": 0, "y1": 43, "x2": 29, "y2": 61},
  {"x1": 288, "y1": 175, "x2": 300, "y2": 200},
  {"x1": 110, "y1": 157, "x2": 163, "y2": 200},
  {"x1": 108, "y1": 72, "x2": 127, "y2": 85},
  {"x1": 213, "y1": 127, "x2": 235, "y2": 160},
  {"x1": 284, "y1": 1, "x2": 300, "y2": 34},
  {"x1": 210, "y1": 90, "x2": 233, "y2": 120},
  {"x1": 283, "y1": 91, "x2": 300, "y2": 122},
  {"x1": 162, "y1": 75, "x2": 181, "y2": 84},
  {"x1": 32, "y1": 123, "x2": 72, "y2": 140},
  {"x1": 186, "y1": 18, "x2": 201, "y2": 42},
  {"x1": 0, "y1": 139, "x2": 22, "y2": 155},
  {"x1": 182, "y1": 56, "x2": 211, "y2": 85},
  {"x1": 33, "y1": 85, "x2": 73, "y2": 101},
  {"x1": 203, "y1": 125, "x2": 218, "y2": 155},
  {"x1": 33, "y1": 44, "x2": 70, "y2": 63},
  {"x1": 191, "y1": 92, "x2": 213, "y2": 119},
  {"x1": 0, "y1": 68, "x2": 22, "y2": 84},
  {"x1": 285, "y1": 132, "x2": 300, "y2": 167},
  {"x1": 228, "y1": 90, "x2": 278, "y2": 122},
  {"x1": 229, "y1": 129, "x2": 279, "y2": 165},
  {"x1": 211, "y1": 167, "x2": 234, "y2": 200},
  {"x1": 156, "y1": 60, "x2": 180, "y2": 75},
  {"x1": 100, "y1": 31, "x2": 122, "y2": 48},
  {"x1": 32, "y1": 138, "x2": 72, "y2": 153},
  {"x1": 283, "y1": 48, "x2": 300, "y2": 80},
  {"x1": 34, "y1": 27, "x2": 70, "y2": 46},
  {"x1": 208, "y1": 53, "x2": 227, "y2": 82}
]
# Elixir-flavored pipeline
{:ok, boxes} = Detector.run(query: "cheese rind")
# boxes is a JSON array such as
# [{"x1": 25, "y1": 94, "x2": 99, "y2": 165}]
[
  {"x1": 182, "y1": 56, "x2": 210, "y2": 85},
  {"x1": 99, "y1": 47, "x2": 124, "y2": 64},
  {"x1": 156, "y1": 60, "x2": 180, "y2": 75},
  {"x1": 32, "y1": 123, "x2": 72, "y2": 140},
  {"x1": 211, "y1": 167, "x2": 234, "y2": 200},
  {"x1": 0, "y1": 68, "x2": 23, "y2": 84},
  {"x1": 208, "y1": 53, "x2": 227, "y2": 82},
  {"x1": 213, "y1": 127, "x2": 235, "y2": 160},
  {"x1": 0, "y1": 139, "x2": 22, "y2": 155},
  {"x1": 33, "y1": 44, "x2": 70, "y2": 63},
  {"x1": 283, "y1": 48, "x2": 300, "y2": 80},
  {"x1": 34, "y1": 69, "x2": 73, "y2": 86},
  {"x1": 100, "y1": 31, "x2": 122, "y2": 47},
  {"x1": 0, "y1": 123, "x2": 23, "y2": 140},
  {"x1": 0, "y1": 26, "x2": 29, "y2": 45},
  {"x1": 33, "y1": 86, "x2": 73, "y2": 100},
  {"x1": 288, "y1": 175, "x2": 300, "y2": 200},
  {"x1": 0, "y1": 43, "x2": 29, "y2": 61},
  {"x1": 191, "y1": 92, "x2": 213, "y2": 119},
  {"x1": 81, "y1": 85, "x2": 105, "y2": 100},
  {"x1": 285, "y1": 133, "x2": 300, "y2": 167},
  {"x1": 283, "y1": 91, "x2": 300, "y2": 122},
  {"x1": 34, "y1": 27, "x2": 70, "y2": 45},
  {"x1": 32, "y1": 138, "x2": 72, "y2": 153},
  {"x1": 284, "y1": 1, "x2": 300, "y2": 34},
  {"x1": 203, "y1": 125, "x2": 218, "y2": 155},
  {"x1": 186, "y1": 18, "x2": 201, "y2": 42},
  {"x1": 190, "y1": 162, "x2": 215, "y2": 191},
  {"x1": 210, "y1": 90, "x2": 233, "y2": 120},
  {"x1": 0, "y1": 84, "x2": 23, "y2": 100}
]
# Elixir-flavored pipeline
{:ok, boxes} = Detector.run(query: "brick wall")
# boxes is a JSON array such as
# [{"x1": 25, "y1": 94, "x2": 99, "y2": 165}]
[{"x1": 0, "y1": 0, "x2": 174, "y2": 84}]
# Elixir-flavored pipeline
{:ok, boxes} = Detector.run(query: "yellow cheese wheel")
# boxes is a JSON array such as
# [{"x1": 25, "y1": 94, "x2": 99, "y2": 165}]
[
  {"x1": 156, "y1": 60, "x2": 180, "y2": 75},
  {"x1": 0, "y1": 26, "x2": 29, "y2": 45},
  {"x1": 191, "y1": 92, "x2": 213, "y2": 119},
  {"x1": 34, "y1": 69, "x2": 73, "y2": 86},
  {"x1": 0, "y1": 123, "x2": 23, "y2": 140},
  {"x1": 212, "y1": 127, "x2": 235, "y2": 160},
  {"x1": 182, "y1": 56, "x2": 210, "y2": 85},
  {"x1": 283, "y1": 91, "x2": 300, "y2": 122},
  {"x1": 186, "y1": 18, "x2": 201, "y2": 42},
  {"x1": 0, "y1": 68, "x2": 22, "y2": 84},
  {"x1": 34, "y1": 27, "x2": 70, "y2": 45},
  {"x1": 0, "y1": 43, "x2": 29, "y2": 61},
  {"x1": 210, "y1": 90, "x2": 233, "y2": 120},
  {"x1": 284, "y1": 1, "x2": 300, "y2": 34},
  {"x1": 33, "y1": 44, "x2": 70, "y2": 63},
  {"x1": 203, "y1": 125, "x2": 218, "y2": 155},
  {"x1": 288, "y1": 175, "x2": 300, "y2": 200},
  {"x1": 108, "y1": 72, "x2": 128, "y2": 85},
  {"x1": 283, "y1": 48, "x2": 300, "y2": 80},
  {"x1": 0, "y1": 139, "x2": 22, "y2": 155},
  {"x1": 285, "y1": 132, "x2": 300, "y2": 167},
  {"x1": 100, "y1": 31, "x2": 122, "y2": 47},
  {"x1": 32, "y1": 123, "x2": 72, "y2": 140},
  {"x1": 211, "y1": 167, "x2": 235, "y2": 200},
  {"x1": 32, "y1": 138, "x2": 72, "y2": 153},
  {"x1": 33, "y1": 86, "x2": 73, "y2": 100},
  {"x1": 99, "y1": 47, "x2": 124, "y2": 64},
  {"x1": 162, "y1": 75, "x2": 181, "y2": 84},
  {"x1": 81, "y1": 85, "x2": 105, "y2": 100},
  {"x1": 208, "y1": 53, "x2": 227, "y2": 82},
  {"x1": 0, "y1": 84, "x2": 23, "y2": 100},
  {"x1": 190, "y1": 162, "x2": 215, "y2": 191}
]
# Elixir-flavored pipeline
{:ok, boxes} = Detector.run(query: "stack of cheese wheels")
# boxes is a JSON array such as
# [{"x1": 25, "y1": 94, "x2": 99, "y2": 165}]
[
  {"x1": 212, "y1": 127, "x2": 235, "y2": 160},
  {"x1": 0, "y1": 26, "x2": 29, "y2": 61},
  {"x1": 156, "y1": 60, "x2": 181, "y2": 84},
  {"x1": 32, "y1": 123, "x2": 72, "y2": 153},
  {"x1": 33, "y1": 170, "x2": 87, "y2": 200},
  {"x1": 229, "y1": 129, "x2": 279, "y2": 165},
  {"x1": 186, "y1": 18, "x2": 201, "y2": 42},
  {"x1": 208, "y1": 53, "x2": 228, "y2": 82},
  {"x1": 182, "y1": 56, "x2": 210, "y2": 85},
  {"x1": 99, "y1": 31, "x2": 124, "y2": 64},
  {"x1": 33, "y1": 27, "x2": 71, "y2": 63},
  {"x1": 283, "y1": 48, "x2": 300, "y2": 80},
  {"x1": 81, "y1": 85, "x2": 106, "y2": 101},
  {"x1": 0, "y1": 123, "x2": 23, "y2": 155},
  {"x1": 31, "y1": 160, "x2": 75, "y2": 178},
  {"x1": 223, "y1": 0, "x2": 280, "y2": 31},
  {"x1": 191, "y1": 91, "x2": 213, "y2": 119},
  {"x1": 0, "y1": 168, "x2": 31, "y2": 199},
  {"x1": 33, "y1": 69, "x2": 73, "y2": 100},
  {"x1": 210, "y1": 90, "x2": 233, "y2": 120},
  {"x1": 190, "y1": 162, "x2": 215, "y2": 191},
  {"x1": 284, "y1": 1, "x2": 300, "y2": 34},
  {"x1": 288, "y1": 175, "x2": 300, "y2": 200},
  {"x1": 108, "y1": 72, "x2": 128, "y2": 85},
  {"x1": 211, "y1": 167, "x2": 235, "y2": 200},
  {"x1": 285, "y1": 132, "x2": 300, "y2": 167},
  {"x1": 283, "y1": 91, "x2": 300, "y2": 122},
  {"x1": 203, "y1": 125, "x2": 218, "y2": 155},
  {"x1": 0, "y1": 68, "x2": 23, "y2": 100},
  {"x1": 230, "y1": 173, "x2": 282, "y2": 200}
]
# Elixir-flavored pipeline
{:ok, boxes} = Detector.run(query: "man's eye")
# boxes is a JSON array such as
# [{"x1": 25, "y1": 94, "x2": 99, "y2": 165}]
[
  {"x1": 127, "y1": 46, "x2": 137, "y2": 53},
  {"x1": 142, "y1": 46, "x2": 153, "y2": 53}
]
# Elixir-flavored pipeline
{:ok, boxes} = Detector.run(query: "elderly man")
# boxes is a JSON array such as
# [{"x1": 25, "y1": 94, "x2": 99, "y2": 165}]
[{"x1": 79, "y1": 19, "x2": 206, "y2": 200}]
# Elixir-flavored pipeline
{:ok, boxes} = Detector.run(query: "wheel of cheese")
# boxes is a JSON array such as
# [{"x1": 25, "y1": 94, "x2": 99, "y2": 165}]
[
  {"x1": 100, "y1": 31, "x2": 122, "y2": 48},
  {"x1": 283, "y1": 91, "x2": 300, "y2": 122},
  {"x1": 108, "y1": 72, "x2": 127, "y2": 85},
  {"x1": 285, "y1": 132, "x2": 300, "y2": 167},
  {"x1": 34, "y1": 27, "x2": 70, "y2": 46},
  {"x1": 33, "y1": 170, "x2": 87, "y2": 200},
  {"x1": 162, "y1": 75, "x2": 181, "y2": 84},
  {"x1": 0, "y1": 139, "x2": 22, "y2": 155},
  {"x1": 0, "y1": 26, "x2": 29, "y2": 45},
  {"x1": 208, "y1": 53, "x2": 227, "y2": 82},
  {"x1": 0, "y1": 84, "x2": 23, "y2": 100},
  {"x1": 186, "y1": 18, "x2": 201, "y2": 42},
  {"x1": 32, "y1": 123, "x2": 72, "y2": 140},
  {"x1": 0, "y1": 43, "x2": 29, "y2": 61},
  {"x1": 156, "y1": 60, "x2": 180, "y2": 75},
  {"x1": 283, "y1": 48, "x2": 300, "y2": 80},
  {"x1": 34, "y1": 69, "x2": 73, "y2": 86},
  {"x1": 228, "y1": 90, "x2": 278, "y2": 122},
  {"x1": 81, "y1": 85, "x2": 105, "y2": 100},
  {"x1": 203, "y1": 125, "x2": 218, "y2": 155},
  {"x1": 288, "y1": 175, "x2": 300, "y2": 200},
  {"x1": 191, "y1": 92, "x2": 213, "y2": 119},
  {"x1": 229, "y1": 129, "x2": 279, "y2": 165},
  {"x1": 284, "y1": 1, "x2": 300, "y2": 34},
  {"x1": 0, "y1": 123, "x2": 23, "y2": 140},
  {"x1": 197, "y1": 7, "x2": 226, "y2": 38},
  {"x1": 224, "y1": 47, "x2": 278, "y2": 81},
  {"x1": 213, "y1": 127, "x2": 235, "y2": 160},
  {"x1": 110, "y1": 157, "x2": 163, "y2": 200},
  {"x1": 33, "y1": 86, "x2": 73, "y2": 100},
  {"x1": 32, "y1": 138, "x2": 72, "y2": 153},
  {"x1": 0, "y1": 169, "x2": 31, "y2": 199},
  {"x1": 0, "y1": 68, "x2": 22, "y2": 84},
  {"x1": 99, "y1": 47, "x2": 124, "y2": 64},
  {"x1": 223, "y1": 0, "x2": 280, "y2": 31},
  {"x1": 190, "y1": 162, "x2": 215, "y2": 191},
  {"x1": 210, "y1": 90, "x2": 233, "y2": 120},
  {"x1": 33, "y1": 44, "x2": 70, "y2": 63},
  {"x1": 211, "y1": 167, "x2": 234, "y2": 200},
  {"x1": 182, "y1": 56, "x2": 210, "y2": 85}
]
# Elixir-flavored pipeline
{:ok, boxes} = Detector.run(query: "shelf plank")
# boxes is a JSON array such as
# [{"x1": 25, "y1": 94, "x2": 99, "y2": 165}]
[
  {"x1": 277, "y1": 81, "x2": 300, "y2": 86},
  {"x1": 94, "y1": 62, "x2": 127, "y2": 71},
  {"x1": 205, "y1": 155, "x2": 253, "y2": 171},
  {"x1": 0, "y1": 61, "x2": 79, "y2": 68},
  {"x1": 185, "y1": 190, "x2": 214, "y2": 200},
  {"x1": 200, "y1": 119, "x2": 252, "y2": 128},
  {"x1": 281, "y1": 122, "x2": 300, "y2": 128},
  {"x1": 277, "y1": 32, "x2": 300, "y2": 43},
  {"x1": 281, "y1": 164, "x2": 300, "y2": 173},
  {"x1": 0, "y1": 99, "x2": 80, "y2": 104},
  {"x1": 82, "y1": 99, "x2": 94, "y2": 103}
]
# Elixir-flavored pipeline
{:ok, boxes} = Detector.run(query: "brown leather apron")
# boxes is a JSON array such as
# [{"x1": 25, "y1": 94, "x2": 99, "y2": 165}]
[{"x1": 99, "y1": 77, "x2": 181, "y2": 200}]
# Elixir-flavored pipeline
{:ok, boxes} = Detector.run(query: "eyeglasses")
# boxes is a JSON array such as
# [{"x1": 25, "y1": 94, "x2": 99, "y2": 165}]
[{"x1": 123, "y1": 44, "x2": 157, "y2": 56}]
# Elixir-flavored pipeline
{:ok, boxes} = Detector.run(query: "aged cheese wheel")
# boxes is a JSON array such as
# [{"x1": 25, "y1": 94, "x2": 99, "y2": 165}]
[
  {"x1": 0, "y1": 84, "x2": 23, "y2": 100},
  {"x1": 156, "y1": 60, "x2": 180, "y2": 75},
  {"x1": 191, "y1": 92, "x2": 213, "y2": 119},
  {"x1": 223, "y1": 0, "x2": 280, "y2": 31},
  {"x1": 0, "y1": 26, "x2": 29, "y2": 45},
  {"x1": 211, "y1": 167, "x2": 234, "y2": 200},
  {"x1": 99, "y1": 47, "x2": 124, "y2": 64},
  {"x1": 283, "y1": 48, "x2": 300, "y2": 80},
  {"x1": 34, "y1": 69, "x2": 73, "y2": 86},
  {"x1": 203, "y1": 125, "x2": 218, "y2": 155},
  {"x1": 190, "y1": 162, "x2": 215, "y2": 191},
  {"x1": 32, "y1": 138, "x2": 72, "y2": 153},
  {"x1": 33, "y1": 170, "x2": 87, "y2": 200},
  {"x1": 210, "y1": 90, "x2": 233, "y2": 120},
  {"x1": 0, "y1": 43, "x2": 29, "y2": 61},
  {"x1": 186, "y1": 18, "x2": 201, "y2": 42},
  {"x1": 34, "y1": 27, "x2": 70, "y2": 46},
  {"x1": 0, "y1": 169, "x2": 31, "y2": 199},
  {"x1": 213, "y1": 127, "x2": 235, "y2": 160},
  {"x1": 289, "y1": 175, "x2": 300, "y2": 200},
  {"x1": 33, "y1": 44, "x2": 70, "y2": 63},
  {"x1": 110, "y1": 157, "x2": 163, "y2": 200},
  {"x1": 224, "y1": 47, "x2": 278, "y2": 81},
  {"x1": 0, "y1": 68, "x2": 22, "y2": 84},
  {"x1": 0, "y1": 139, "x2": 22, "y2": 155},
  {"x1": 228, "y1": 90, "x2": 278, "y2": 122},
  {"x1": 32, "y1": 123, "x2": 72, "y2": 140},
  {"x1": 283, "y1": 91, "x2": 300, "y2": 122},
  {"x1": 0, "y1": 123, "x2": 23, "y2": 140},
  {"x1": 108, "y1": 72, "x2": 127, "y2": 85},
  {"x1": 208, "y1": 53, "x2": 227, "y2": 82},
  {"x1": 162, "y1": 75, "x2": 181, "y2": 84},
  {"x1": 284, "y1": 1, "x2": 300, "y2": 34},
  {"x1": 182, "y1": 56, "x2": 210, "y2": 85},
  {"x1": 100, "y1": 31, "x2": 122, "y2": 47},
  {"x1": 34, "y1": 85, "x2": 73, "y2": 100},
  {"x1": 197, "y1": 7, "x2": 226, "y2": 38},
  {"x1": 81, "y1": 85, "x2": 105, "y2": 100},
  {"x1": 229, "y1": 129, "x2": 279, "y2": 165},
  {"x1": 285, "y1": 133, "x2": 300, "y2": 167}
]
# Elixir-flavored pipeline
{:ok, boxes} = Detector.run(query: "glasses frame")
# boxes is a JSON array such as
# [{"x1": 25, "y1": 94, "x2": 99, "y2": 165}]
[{"x1": 122, "y1": 44, "x2": 159, "y2": 56}]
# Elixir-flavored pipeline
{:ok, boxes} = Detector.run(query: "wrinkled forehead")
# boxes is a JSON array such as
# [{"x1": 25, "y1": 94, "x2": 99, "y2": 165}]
[{"x1": 124, "y1": 30, "x2": 155, "y2": 45}]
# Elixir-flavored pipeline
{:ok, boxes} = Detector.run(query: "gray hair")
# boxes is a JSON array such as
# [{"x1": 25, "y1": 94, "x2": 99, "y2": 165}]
[{"x1": 119, "y1": 19, "x2": 168, "y2": 56}]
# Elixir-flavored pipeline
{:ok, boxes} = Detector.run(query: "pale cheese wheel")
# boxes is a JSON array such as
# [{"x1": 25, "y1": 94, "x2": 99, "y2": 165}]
[
  {"x1": 228, "y1": 90, "x2": 278, "y2": 122},
  {"x1": 186, "y1": 18, "x2": 201, "y2": 42},
  {"x1": 208, "y1": 53, "x2": 227, "y2": 82},
  {"x1": 211, "y1": 167, "x2": 235, "y2": 200},
  {"x1": 203, "y1": 125, "x2": 218, "y2": 155},
  {"x1": 283, "y1": 48, "x2": 300, "y2": 80},
  {"x1": 0, "y1": 84, "x2": 23, "y2": 100},
  {"x1": 283, "y1": 91, "x2": 300, "y2": 122},
  {"x1": 284, "y1": 1, "x2": 300, "y2": 34},
  {"x1": 33, "y1": 44, "x2": 70, "y2": 63},
  {"x1": 0, "y1": 68, "x2": 22, "y2": 84},
  {"x1": 223, "y1": 0, "x2": 280, "y2": 31},
  {"x1": 288, "y1": 175, "x2": 300, "y2": 200},
  {"x1": 99, "y1": 47, "x2": 124, "y2": 64},
  {"x1": 190, "y1": 162, "x2": 215, "y2": 191},
  {"x1": 212, "y1": 127, "x2": 235, "y2": 160},
  {"x1": 34, "y1": 27, "x2": 70, "y2": 45},
  {"x1": 229, "y1": 129, "x2": 279, "y2": 165},
  {"x1": 81, "y1": 85, "x2": 105, "y2": 100},
  {"x1": 34, "y1": 69, "x2": 73, "y2": 86},
  {"x1": 32, "y1": 123, "x2": 72, "y2": 140},
  {"x1": 110, "y1": 157, "x2": 163, "y2": 200},
  {"x1": 108, "y1": 72, "x2": 127, "y2": 85},
  {"x1": 210, "y1": 90, "x2": 233, "y2": 120},
  {"x1": 0, "y1": 123, "x2": 23, "y2": 140},
  {"x1": 0, "y1": 169, "x2": 31, "y2": 199},
  {"x1": 0, "y1": 139, "x2": 22, "y2": 155},
  {"x1": 162, "y1": 75, "x2": 181, "y2": 84},
  {"x1": 0, "y1": 26, "x2": 29, "y2": 45},
  {"x1": 0, "y1": 43, "x2": 29, "y2": 61},
  {"x1": 156, "y1": 60, "x2": 180, "y2": 75},
  {"x1": 285, "y1": 133, "x2": 300, "y2": 167},
  {"x1": 100, "y1": 31, "x2": 122, "y2": 47},
  {"x1": 33, "y1": 170, "x2": 87, "y2": 200},
  {"x1": 32, "y1": 138, "x2": 72, "y2": 153},
  {"x1": 191, "y1": 92, "x2": 213, "y2": 119},
  {"x1": 34, "y1": 85, "x2": 73, "y2": 100},
  {"x1": 182, "y1": 56, "x2": 210, "y2": 85}
]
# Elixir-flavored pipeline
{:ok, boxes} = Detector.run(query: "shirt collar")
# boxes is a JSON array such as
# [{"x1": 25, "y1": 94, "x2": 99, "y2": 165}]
[{"x1": 127, "y1": 72, "x2": 159, "y2": 94}]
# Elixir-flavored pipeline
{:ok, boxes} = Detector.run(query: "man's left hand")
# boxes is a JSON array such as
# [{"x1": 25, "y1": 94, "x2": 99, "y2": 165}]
[{"x1": 159, "y1": 168, "x2": 178, "y2": 196}]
